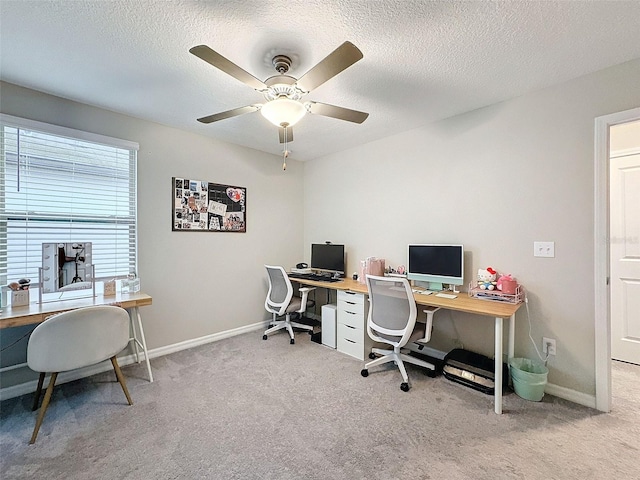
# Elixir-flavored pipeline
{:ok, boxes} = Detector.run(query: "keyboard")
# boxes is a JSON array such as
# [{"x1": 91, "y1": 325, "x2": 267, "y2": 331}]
[
  {"x1": 288, "y1": 272, "x2": 342, "y2": 283},
  {"x1": 412, "y1": 289, "x2": 433, "y2": 295},
  {"x1": 435, "y1": 293, "x2": 457, "y2": 299}
]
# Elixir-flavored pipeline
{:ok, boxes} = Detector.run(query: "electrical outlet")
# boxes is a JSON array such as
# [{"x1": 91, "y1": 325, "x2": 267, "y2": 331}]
[
  {"x1": 534, "y1": 241, "x2": 555, "y2": 258},
  {"x1": 543, "y1": 337, "x2": 556, "y2": 356}
]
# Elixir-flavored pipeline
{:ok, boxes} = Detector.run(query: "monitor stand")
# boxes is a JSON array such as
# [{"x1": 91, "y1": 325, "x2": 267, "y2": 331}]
[
  {"x1": 415, "y1": 281, "x2": 444, "y2": 292},
  {"x1": 416, "y1": 281, "x2": 461, "y2": 293}
]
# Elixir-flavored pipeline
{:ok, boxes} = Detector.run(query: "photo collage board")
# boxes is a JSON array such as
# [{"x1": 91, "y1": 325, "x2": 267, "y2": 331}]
[{"x1": 173, "y1": 177, "x2": 246, "y2": 232}]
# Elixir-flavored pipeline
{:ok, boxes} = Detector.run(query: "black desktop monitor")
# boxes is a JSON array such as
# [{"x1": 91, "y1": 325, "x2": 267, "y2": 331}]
[
  {"x1": 310, "y1": 243, "x2": 345, "y2": 274},
  {"x1": 407, "y1": 244, "x2": 464, "y2": 291}
]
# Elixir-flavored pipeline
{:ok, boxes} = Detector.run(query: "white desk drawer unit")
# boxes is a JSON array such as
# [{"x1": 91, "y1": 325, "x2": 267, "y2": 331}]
[{"x1": 336, "y1": 290, "x2": 370, "y2": 360}]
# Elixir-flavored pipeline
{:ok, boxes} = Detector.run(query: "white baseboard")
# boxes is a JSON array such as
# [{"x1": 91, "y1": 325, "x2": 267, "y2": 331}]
[
  {"x1": 545, "y1": 382, "x2": 596, "y2": 409},
  {"x1": 146, "y1": 321, "x2": 265, "y2": 360},
  {"x1": 0, "y1": 321, "x2": 598, "y2": 411},
  {"x1": 0, "y1": 321, "x2": 266, "y2": 402}
]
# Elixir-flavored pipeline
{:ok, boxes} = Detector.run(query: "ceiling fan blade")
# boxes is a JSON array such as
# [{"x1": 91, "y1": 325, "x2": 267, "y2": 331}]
[
  {"x1": 295, "y1": 41, "x2": 363, "y2": 93},
  {"x1": 278, "y1": 126, "x2": 294, "y2": 144},
  {"x1": 190, "y1": 45, "x2": 267, "y2": 91},
  {"x1": 197, "y1": 105, "x2": 260, "y2": 124},
  {"x1": 306, "y1": 101, "x2": 369, "y2": 124}
]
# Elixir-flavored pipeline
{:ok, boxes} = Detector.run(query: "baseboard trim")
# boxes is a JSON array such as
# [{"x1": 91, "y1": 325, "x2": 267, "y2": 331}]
[
  {"x1": 0, "y1": 321, "x2": 266, "y2": 401},
  {"x1": 1, "y1": 321, "x2": 598, "y2": 411},
  {"x1": 146, "y1": 321, "x2": 265, "y2": 360},
  {"x1": 545, "y1": 382, "x2": 596, "y2": 409}
]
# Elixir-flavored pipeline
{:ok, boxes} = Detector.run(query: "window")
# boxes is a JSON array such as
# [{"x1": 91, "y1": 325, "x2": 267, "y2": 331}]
[{"x1": 0, "y1": 114, "x2": 139, "y2": 292}]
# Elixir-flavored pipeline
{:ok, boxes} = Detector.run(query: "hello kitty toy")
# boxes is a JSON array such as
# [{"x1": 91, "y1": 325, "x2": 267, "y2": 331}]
[{"x1": 477, "y1": 267, "x2": 498, "y2": 290}]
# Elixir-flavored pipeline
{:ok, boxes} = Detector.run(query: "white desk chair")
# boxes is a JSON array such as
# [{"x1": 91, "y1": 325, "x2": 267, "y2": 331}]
[
  {"x1": 263, "y1": 265, "x2": 315, "y2": 344},
  {"x1": 361, "y1": 275, "x2": 435, "y2": 391},
  {"x1": 27, "y1": 305, "x2": 133, "y2": 444}
]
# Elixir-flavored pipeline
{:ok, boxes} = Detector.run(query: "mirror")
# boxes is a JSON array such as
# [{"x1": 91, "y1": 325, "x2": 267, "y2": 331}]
[{"x1": 42, "y1": 242, "x2": 93, "y2": 293}]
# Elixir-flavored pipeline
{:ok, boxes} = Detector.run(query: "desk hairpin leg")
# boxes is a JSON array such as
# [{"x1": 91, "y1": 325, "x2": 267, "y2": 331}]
[{"x1": 129, "y1": 306, "x2": 154, "y2": 382}]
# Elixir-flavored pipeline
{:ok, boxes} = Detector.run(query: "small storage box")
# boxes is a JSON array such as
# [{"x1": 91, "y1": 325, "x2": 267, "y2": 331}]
[
  {"x1": 442, "y1": 348, "x2": 508, "y2": 395},
  {"x1": 11, "y1": 290, "x2": 30, "y2": 307}
]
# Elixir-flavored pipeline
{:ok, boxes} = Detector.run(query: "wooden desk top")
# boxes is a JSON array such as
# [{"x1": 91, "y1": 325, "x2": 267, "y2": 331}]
[
  {"x1": 292, "y1": 277, "x2": 521, "y2": 318},
  {"x1": 0, "y1": 292, "x2": 153, "y2": 329}
]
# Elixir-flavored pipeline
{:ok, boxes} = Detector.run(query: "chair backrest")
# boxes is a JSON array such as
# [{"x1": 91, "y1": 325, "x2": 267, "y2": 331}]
[
  {"x1": 365, "y1": 275, "x2": 417, "y2": 348},
  {"x1": 27, "y1": 305, "x2": 130, "y2": 373},
  {"x1": 264, "y1": 265, "x2": 294, "y2": 316}
]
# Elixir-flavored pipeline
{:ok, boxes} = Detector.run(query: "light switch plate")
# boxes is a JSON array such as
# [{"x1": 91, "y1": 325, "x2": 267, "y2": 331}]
[{"x1": 534, "y1": 241, "x2": 555, "y2": 258}]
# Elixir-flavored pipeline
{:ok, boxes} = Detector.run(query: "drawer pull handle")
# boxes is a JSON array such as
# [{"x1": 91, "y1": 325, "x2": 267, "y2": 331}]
[
  {"x1": 345, "y1": 311, "x2": 356, "y2": 315},
  {"x1": 345, "y1": 339, "x2": 356, "y2": 344},
  {"x1": 346, "y1": 301, "x2": 356, "y2": 305}
]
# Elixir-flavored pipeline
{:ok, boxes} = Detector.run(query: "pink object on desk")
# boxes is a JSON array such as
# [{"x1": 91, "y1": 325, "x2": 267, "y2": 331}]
[
  {"x1": 359, "y1": 257, "x2": 385, "y2": 284},
  {"x1": 497, "y1": 274, "x2": 518, "y2": 294}
]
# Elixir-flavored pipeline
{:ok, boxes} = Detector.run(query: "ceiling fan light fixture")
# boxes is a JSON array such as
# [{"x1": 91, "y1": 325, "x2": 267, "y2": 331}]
[{"x1": 260, "y1": 97, "x2": 306, "y2": 127}]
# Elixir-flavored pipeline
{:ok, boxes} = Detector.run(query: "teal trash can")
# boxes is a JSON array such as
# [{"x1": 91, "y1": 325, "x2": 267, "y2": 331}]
[{"x1": 509, "y1": 358, "x2": 548, "y2": 401}]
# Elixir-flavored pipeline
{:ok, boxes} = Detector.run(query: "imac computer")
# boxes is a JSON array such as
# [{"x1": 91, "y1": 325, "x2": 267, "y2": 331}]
[
  {"x1": 407, "y1": 244, "x2": 464, "y2": 292},
  {"x1": 311, "y1": 243, "x2": 345, "y2": 276}
]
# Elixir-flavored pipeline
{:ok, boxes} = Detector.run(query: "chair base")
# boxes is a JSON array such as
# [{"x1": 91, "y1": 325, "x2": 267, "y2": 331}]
[
  {"x1": 362, "y1": 346, "x2": 435, "y2": 391},
  {"x1": 263, "y1": 313, "x2": 313, "y2": 343}
]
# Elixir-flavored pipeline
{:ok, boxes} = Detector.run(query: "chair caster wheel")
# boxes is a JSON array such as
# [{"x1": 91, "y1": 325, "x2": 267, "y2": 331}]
[
  {"x1": 262, "y1": 335, "x2": 268, "y2": 340},
  {"x1": 290, "y1": 338, "x2": 295, "y2": 345},
  {"x1": 308, "y1": 330, "x2": 313, "y2": 335},
  {"x1": 368, "y1": 352, "x2": 377, "y2": 359},
  {"x1": 400, "y1": 382, "x2": 410, "y2": 392},
  {"x1": 361, "y1": 369, "x2": 369, "y2": 377}
]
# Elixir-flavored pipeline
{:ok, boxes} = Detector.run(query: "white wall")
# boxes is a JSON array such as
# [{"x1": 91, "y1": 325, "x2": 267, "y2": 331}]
[
  {"x1": 304, "y1": 59, "x2": 640, "y2": 396},
  {"x1": 0, "y1": 82, "x2": 305, "y2": 388}
]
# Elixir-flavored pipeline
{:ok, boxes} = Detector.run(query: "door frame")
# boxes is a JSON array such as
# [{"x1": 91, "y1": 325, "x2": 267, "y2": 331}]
[{"x1": 594, "y1": 106, "x2": 640, "y2": 412}]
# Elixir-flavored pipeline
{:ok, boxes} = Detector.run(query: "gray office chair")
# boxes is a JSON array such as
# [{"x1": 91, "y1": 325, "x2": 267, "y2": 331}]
[
  {"x1": 361, "y1": 275, "x2": 435, "y2": 391},
  {"x1": 26, "y1": 305, "x2": 133, "y2": 444},
  {"x1": 263, "y1": 265, "x2": 315, "y2": 344}
]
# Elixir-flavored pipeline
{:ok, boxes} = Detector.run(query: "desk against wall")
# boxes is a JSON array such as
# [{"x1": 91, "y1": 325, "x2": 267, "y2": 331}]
[
  {"x1": 0, "y1": 292, "x2": 154, "y2": 382},
  {"x1": 291, "y1": 277, "x2": 522, "y2": 414}
]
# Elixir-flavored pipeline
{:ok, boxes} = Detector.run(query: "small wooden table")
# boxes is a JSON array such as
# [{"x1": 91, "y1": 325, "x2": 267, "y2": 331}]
[
  {"x1": 1, "y1": 292, "x2": 154, "y2": 382},
  {"x1": 291, "y1": 277, "x2": 522, "y2": 414}
]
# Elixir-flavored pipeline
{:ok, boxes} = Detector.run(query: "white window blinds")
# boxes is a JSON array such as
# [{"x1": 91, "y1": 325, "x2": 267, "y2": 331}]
[{"x1": 0, "y1": 114, "x2": 139, "y2": 287}]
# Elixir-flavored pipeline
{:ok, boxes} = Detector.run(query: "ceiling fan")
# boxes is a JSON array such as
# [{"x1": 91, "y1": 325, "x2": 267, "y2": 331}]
[{"x1": 189, "y1": 41, "x2": 369, "y2": 149}]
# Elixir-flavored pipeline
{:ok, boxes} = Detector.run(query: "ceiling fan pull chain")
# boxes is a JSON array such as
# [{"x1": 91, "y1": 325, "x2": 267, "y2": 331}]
[{"x1": 282, "y1": 123, "x2": 289, "y2": 171}]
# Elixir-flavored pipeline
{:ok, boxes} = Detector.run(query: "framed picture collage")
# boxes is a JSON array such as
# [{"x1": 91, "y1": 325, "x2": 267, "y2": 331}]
[{"x1": 172, "y1": 177, "x2": 246, "y2": 232}]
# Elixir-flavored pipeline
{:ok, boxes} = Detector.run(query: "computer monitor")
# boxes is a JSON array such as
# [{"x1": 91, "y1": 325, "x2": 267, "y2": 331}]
[
  {"x1": 310, "y1": 243, "x2": 345, "y2": 275},
  {"x1": 407, "y1": 244, "x2": 464, "y2": 291}
]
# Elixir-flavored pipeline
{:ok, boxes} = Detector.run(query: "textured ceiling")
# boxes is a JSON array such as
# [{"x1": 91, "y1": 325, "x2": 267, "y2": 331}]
[{"x1": 1, "y1": 0, "x2": 640, "y2": 161}]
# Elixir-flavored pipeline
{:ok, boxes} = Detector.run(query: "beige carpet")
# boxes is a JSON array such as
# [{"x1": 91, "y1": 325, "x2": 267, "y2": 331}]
[{"x1": 1, "y1": 330, "x2": 638, "y2": 479}]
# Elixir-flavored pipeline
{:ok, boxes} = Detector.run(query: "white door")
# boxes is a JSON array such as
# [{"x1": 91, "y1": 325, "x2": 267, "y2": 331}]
[{"x1": 610, "y1": 152, "x2": 640, "y2": 364}]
